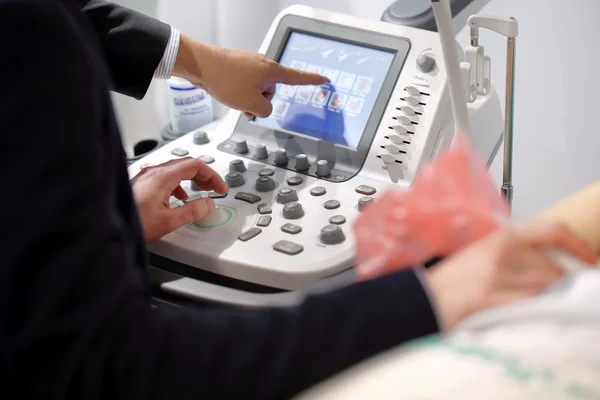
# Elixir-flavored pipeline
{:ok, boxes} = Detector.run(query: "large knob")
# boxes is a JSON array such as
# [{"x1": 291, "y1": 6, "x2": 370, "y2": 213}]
[
  {"x1": 229, "y1": 159, "x2": 247, "y2": 173},
  {"x1": 295, "y1": 154, "x2": 310, "y2": 171},
  {"x1": 316, "y1": 160, "x2": 331, "y2": 177},
  {"x1": 255, "y1": 176, "x2": 276, "y2": 192},
  {"x1": 275, "y1": 148, "x2": 288, "y2": 165},
  {"x1": 283, "y1": 202, "x2": 305, "y2": 219},
  {"x1": 320, "y1": 224, "x2": 346, "y2": 245},
  {"x1": 277, "y1": 187, "x2": 299, "y2": 204},
  {"x1": 193, "y1": 130, "x2": 210, "y2": 145},
  {"x1": 417, "y1": 53, "x2": 436, "y2": 73},
  {"x1": 358, "y1": 196, "x2": 373, "y2": 211},
  {"x1": 235, "y1": 139, "x2": 249, "y2": 154},
  {"x1": 225, "y1": 172, "x2": 245, "y2": 188},
  {"x1": 255, "y1": 143, "x2": 268, "y2": 160}
]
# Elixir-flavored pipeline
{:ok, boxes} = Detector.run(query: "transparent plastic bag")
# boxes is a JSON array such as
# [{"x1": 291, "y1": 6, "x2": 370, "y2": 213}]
[{"x1": 354, "y1": 133, "x2": 511, "y2": 281}]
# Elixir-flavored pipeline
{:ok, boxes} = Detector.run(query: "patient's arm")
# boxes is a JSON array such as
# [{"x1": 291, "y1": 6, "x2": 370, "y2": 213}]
[{"x1": 537, "y1": 181, "x2": 600, "y2": 254}]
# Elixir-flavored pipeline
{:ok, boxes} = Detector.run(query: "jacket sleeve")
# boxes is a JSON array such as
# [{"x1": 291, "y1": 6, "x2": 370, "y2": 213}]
[
  {"x1": 79, "y1": 0, "x2": 171, "y2": 99},
  {"x1": 0, "y1": 3, "x2": 439, "y2": 399}
]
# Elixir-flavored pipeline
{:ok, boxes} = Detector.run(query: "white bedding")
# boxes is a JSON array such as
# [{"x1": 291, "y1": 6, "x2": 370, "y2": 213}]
[{"x1": 297, "y1": 268, "x2": 600, "y2": 399}]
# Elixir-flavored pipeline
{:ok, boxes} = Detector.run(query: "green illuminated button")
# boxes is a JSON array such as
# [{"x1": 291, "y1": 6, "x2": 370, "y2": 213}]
[{"x1": 191, "y1": 207, "x2": 233, "y2": 229}]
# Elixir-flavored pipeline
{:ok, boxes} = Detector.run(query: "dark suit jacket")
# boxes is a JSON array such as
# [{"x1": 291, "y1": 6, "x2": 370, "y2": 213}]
[{"x1": 0, "y1": 1, "x2": 439, "y2": 398}]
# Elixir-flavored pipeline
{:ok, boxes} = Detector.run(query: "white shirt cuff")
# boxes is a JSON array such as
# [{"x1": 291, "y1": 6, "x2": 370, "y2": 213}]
[{"x1": 153, "y1": 26, "x2": 181, "y2": 80}]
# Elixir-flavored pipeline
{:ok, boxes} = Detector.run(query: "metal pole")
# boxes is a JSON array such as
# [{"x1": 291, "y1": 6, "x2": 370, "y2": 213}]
[{"x1": 501, "y1": 36, "x2": 516, "y2": 209}]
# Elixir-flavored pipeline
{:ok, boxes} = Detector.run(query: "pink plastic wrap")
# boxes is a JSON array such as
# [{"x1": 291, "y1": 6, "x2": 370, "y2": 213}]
[{"x1": 354, "y1": 134, "x2": 511, "y2": 281}]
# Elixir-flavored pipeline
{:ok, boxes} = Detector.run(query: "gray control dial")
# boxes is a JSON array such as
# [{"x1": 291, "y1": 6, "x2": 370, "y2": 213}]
[
  {"x1": 193, "y1": 130, "x2": 210, "y2": 145},
  {"x1": 229, "y1": 159, "x2": 247, "y2": 173},
  {"x1": 283, "y1": 202, "x2": 305, "y2": 219},
  {"x1": 275, "y1": 148, "x2": 288, "y2": 165},
  {"x1": 295, "y1": 154, "x2": 310, "y2": 171},
  {"x1": 417, "y1": 53, "x2": 436, "y2": 73},
  {"x1": 255, "y1": 143, "x2": 268, "y2": 160},
  {"x1": 277, "y1": 187, "x2": 299, "y2": 204},
  {"x1": 255, "y1": 176, "x2": 276, "y2": 192},
  {"x1": 316, "y1": 160, "x2": 331, "y2": 177},
  {"x1": 235, "y1": 139, "x2": 249, "y2": 154},
  {"x1": 225, "y1": 172, "x2": 245, "y2": 188},
  {"x1": 320, "y1": 224, "x2": 346, "y2": 245}
]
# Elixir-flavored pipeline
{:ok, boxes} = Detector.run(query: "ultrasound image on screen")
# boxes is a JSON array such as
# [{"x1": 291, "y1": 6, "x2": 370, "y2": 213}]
[{"x1": 253, "y1": 32, "x2": 395, "y2": 149}]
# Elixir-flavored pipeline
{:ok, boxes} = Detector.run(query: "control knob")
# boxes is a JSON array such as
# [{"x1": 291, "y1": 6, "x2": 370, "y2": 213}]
[
  {"x1": 316, "y1": 160, "x2": 331, "y2": 177},
  {"x1": 235, "y1": 139, "x2": 249, "y2": 154},
  {"x1": 229, "y1": 159, "x2": 247, "y2": 173},
  {"x1": 275, "y1": 148, "x2": 288, "y2": 165},
  {"x1": 277, "y1": 187, "x2": 299, "y2": 204},
  {"x1": 320, "y1": 224, "x2": 346, "y2": 245},
  {"x1": 255, "y1": 143, "x2": 268, "y2": 160},
  {"x1": 417, "y1": 53, "x2": 436, "y2": 73},
  {"x1": 225, "y1": 172, "x2": 245, "y2": 188},
  {"x1": 295, "y1": 154, "x2": 310, "y2": 171},
  {"x1": 193, "y1": 130, "x2": 210, "y2": 145},
  {"x1": 283, "y1": 202, "x2": 305, "y2": 219},
  {"x1": 255, "y1": 176, "x2": 276, "y2": 192}
]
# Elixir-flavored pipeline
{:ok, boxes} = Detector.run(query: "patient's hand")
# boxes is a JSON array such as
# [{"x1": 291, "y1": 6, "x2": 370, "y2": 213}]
[
  {"x1": 131, "y1": 158, "x2": 228, "y2": 242},
  {"x1": 425, "y1": 221, "x2": 598, "y2": 330}
]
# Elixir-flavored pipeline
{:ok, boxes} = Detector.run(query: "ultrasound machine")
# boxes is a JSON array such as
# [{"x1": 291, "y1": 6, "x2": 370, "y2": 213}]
[{"x1": 128, "y1": 0, "x2": 508, "y2": 308}]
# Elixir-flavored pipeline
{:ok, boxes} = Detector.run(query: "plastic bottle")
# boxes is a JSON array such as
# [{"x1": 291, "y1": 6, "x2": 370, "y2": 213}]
[{"x1": 167, "y1": 77, "x2": 213, "y2": 134}]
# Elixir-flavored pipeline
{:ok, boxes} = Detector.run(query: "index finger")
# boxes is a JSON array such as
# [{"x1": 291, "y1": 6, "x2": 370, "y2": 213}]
[
  {"x1": 164, "y1": 158, "x2": 228, "y2": 194},
  {"x1": 517, "y1": 221, "x2": 598, "y2": 265},
  {"x1": 274, "y1": 64, "x2": 329, "y2": 86}
]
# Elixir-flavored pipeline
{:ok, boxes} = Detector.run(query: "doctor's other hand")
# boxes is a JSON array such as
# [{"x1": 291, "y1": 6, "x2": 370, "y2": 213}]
[
  {"x1": 131, "y1": 158, "x2": 228, "y2": 242},
  {"x1": 173, "y1": 34, "x2": 328, "y2": 118},
  {"x1": 425, "y1": 221, "x2": 598, "y2": 330}
]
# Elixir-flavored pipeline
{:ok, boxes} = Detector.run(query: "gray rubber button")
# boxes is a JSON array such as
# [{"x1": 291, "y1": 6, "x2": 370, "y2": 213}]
[
  {"x1": 255, "y1": 176, "x2": 276, "y2": 192},
  {"x1": 257, "y1": 203, "x2": 272, "y2": 215},
  {"x1": 171, "y1": 148, "x2": 189, "y2": 157},
  {"x1": 329, "y1": 215, "x2": 347, "y2": 225},
  {"x1": 208, "y1": 191, "x2": 228, "y2": 199},
  {"x1": 324, "y1": 200, "x2": 340, "y2": 210},
  {"x1": 198, "y1": 155, "x2": 215, "y2": 164},
  {"x1": 238, "y1": 227, "x2": 262, "y2": 242},
  {"x1": 355, "y1": 185, "x2": 377, "y2": 196},
  {"x1": 257, "y1": 216, "x2": 272, "y2": 227},
  {"x1": 277, "y1": 187, "x2": 299, "y2": 204},
  {"x1": 255, "y1": 143, "x2": 268, "y2": 159},
  {"x1": 275, "y1": 148, "x2": 288, "y2": 165},
  {"x1": 320, "y1": 224, "x2": 346, "y2": 245},
  {"x1": 273, "y1": 240, "x2": 304, "y2": 255},
  {"x1": 225, "y1": 172, "x2": 245, "y2": 188},
  {"x1": 283, "y1": 202, "x2": 305, "y2": 219},
  {"x1": 358, "y1": 196, "x2": 373, "y2": 211},
  {"x1": 235, "y1": 139, "x2": 249, "y2": 154},
  {"x1": 230, "y1": 159, "x2": 247, "y2": 173},
  {"x1": 259, "y1": 168, "x2": 275, "y2": 177},
  {"x1": 281, "y1": 223, "x2": 302, "y2": 234},
  {"x1": 295, "y1": 154, "x2": 310, "y2": 171},
  {"x1": 310, "y1": 186, "x2": 327, "y2": 196},
  {"x1": 235, "y1": 192, "x2": 261, "y2": 204},
  {"x1": 193, "y1": 131, "x2": 210, "y2": 145},
  {"x1": 316, "y1": 159, "x2": 331, "y2": 177},
  {"x1": 287, "y1": 176, "x2": 304, "y2": 186}
]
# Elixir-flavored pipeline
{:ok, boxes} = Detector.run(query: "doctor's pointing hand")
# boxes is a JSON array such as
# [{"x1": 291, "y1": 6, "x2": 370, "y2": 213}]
[{"x1": 173, "y1": 34, "x2": 328, "y2": 118}]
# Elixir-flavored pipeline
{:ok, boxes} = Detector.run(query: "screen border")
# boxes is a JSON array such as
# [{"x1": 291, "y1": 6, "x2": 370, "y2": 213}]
[{"x1": 218, "y1": 14, "x2": 411, "y2": 182}]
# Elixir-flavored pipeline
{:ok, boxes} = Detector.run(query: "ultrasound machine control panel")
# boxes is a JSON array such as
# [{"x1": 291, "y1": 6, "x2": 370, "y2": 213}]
[{"x1": 129, "y1": 5, "x2": 504, "y2": 304}]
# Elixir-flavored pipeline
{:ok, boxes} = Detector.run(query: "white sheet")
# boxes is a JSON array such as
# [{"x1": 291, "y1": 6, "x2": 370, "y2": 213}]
[{"x1": 297, "y1": 269, "x2": 600, "y2": 399}]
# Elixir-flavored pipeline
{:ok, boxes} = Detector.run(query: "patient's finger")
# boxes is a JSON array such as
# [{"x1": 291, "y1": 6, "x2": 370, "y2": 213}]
[{"x1": 517, "y1": 221, "x2": 598, "y2": 265}]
